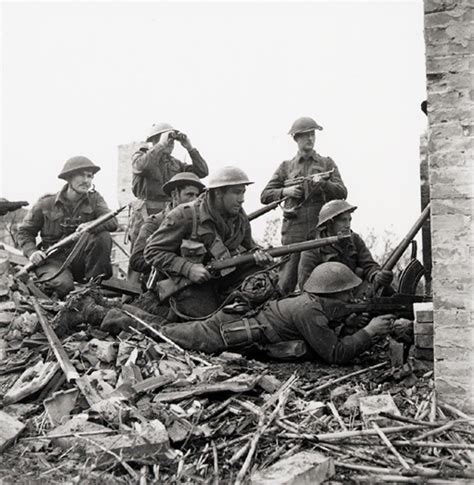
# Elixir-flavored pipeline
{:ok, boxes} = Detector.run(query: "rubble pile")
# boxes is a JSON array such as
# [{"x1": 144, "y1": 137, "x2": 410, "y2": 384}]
[{"x1": 0, "y1": 251, "x2": 473, "y2": 484}]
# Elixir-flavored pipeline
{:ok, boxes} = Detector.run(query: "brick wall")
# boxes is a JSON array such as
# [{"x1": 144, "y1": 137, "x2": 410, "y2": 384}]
[{"x1": 424, "y1": 0, "x2": 473, "y2": 411}]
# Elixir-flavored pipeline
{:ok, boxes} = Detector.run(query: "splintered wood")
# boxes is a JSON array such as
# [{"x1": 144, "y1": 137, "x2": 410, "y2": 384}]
[{"x1": 0, "y1": 282, "x2": 472, "y2": 482}]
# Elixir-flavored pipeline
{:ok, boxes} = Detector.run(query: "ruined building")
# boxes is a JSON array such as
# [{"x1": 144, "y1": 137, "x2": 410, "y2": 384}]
[{"x1": 424, "y1": 0, "x2": 473, "y2": 411}]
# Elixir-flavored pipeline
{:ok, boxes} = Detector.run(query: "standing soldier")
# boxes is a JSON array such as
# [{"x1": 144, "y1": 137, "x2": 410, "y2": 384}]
[
  {"x1": 144, "y1": 166, "x2": 272, "y2": 318},
  {"x1": 261, "y1": 117, "x2": 347, "y2": 294},
  {"x1": 130, "y1": 172, "x2": 205, "y2": 283},
  {"x1": 298, "y1": 200, "x2": 393, "y2": 291},
  {"x1": 16, "y1": 156, "x2": 118, "y2": 298},
  {"x1": 129, "y1": 122, "x2": 209, "y2": 247}
]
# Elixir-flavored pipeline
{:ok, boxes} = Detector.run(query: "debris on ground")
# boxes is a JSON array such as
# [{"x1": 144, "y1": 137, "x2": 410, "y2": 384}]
[{"x1": 0, "y1": 249, "x2": 472, "y2": 484}]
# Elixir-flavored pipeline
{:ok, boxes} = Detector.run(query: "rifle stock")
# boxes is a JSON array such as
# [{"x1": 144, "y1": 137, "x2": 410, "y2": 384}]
[
  {"x1": 155, "y1": 233, "x2": 350, "y2": 302},
  {"x1": 16, "y1": 205, "x2": 126, "y2": 279}
]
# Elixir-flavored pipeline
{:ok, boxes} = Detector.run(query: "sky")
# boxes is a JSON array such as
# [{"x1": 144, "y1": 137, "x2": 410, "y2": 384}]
[{"x1": 1, "y1": 0, "x2": 427, "y2": 247}]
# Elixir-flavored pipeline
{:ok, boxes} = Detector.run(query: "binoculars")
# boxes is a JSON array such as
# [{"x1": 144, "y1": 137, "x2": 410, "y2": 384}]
[{"x1": 169, "y1": 131, "x2": 186, "y2": 142}]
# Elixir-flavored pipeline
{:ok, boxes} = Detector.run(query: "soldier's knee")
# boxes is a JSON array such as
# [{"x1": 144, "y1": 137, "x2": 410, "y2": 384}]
[
  {"x1": 90, "y1": 231, "x2": 113, "y2": 250},
  {"x1": 46, "y1": 272, "x2": 75, "y2": 298}
]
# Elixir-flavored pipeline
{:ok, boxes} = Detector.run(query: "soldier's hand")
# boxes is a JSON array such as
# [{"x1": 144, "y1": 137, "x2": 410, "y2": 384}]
[
  {"x1": 283, "y1": 185, "x2": 304, "y2": 199},
  {"x1": 179, "y1": 133, "x2": 194, "y2": 151},
  {"x1": 345, "y1": 312, "x2": 370, "y2": 329},
  {"x1": 253, "y1": 249, "x2": 274, "y2": 267},
  {"x1": 364, "y1": 314, "x2": 396, "y2": 338},
  {"x1": 29, "y1": 250, "x2": 47, "y2": 266},
  {"x1": 373, "y1": 269, "x2": 393, "y2": 287},
  {"x1": 158, "y1": 131, "x2": 174, "y2": 148},
  {"x1": 188, "y1": 264, "x2": 212, "y2": 283}
]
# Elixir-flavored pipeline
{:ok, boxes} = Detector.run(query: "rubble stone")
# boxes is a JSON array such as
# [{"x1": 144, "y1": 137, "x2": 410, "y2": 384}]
[
  {"x1": 251, "y1": 451, "x2": 335, "y2": 485},
  {"x1": 0, "y1": 410, "x2": 26, "y2": 452}
]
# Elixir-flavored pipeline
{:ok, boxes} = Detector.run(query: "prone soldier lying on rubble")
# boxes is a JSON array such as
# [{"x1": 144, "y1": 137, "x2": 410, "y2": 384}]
[
  {"x1": 100, "y1": 262, "x2": 404, "y2": 364},
  {"x1": 129, "y1": 172, "x2": 205, "y2": 285},
  {"x1": 298, "y1": 200, "x2": 393, "y2": 292},
  {"x1": 16, "y1": 157, "x2": 118, "y2": 298},
  {"x1": 142, "y1": 166, "x2": 273, "y2": 319}
]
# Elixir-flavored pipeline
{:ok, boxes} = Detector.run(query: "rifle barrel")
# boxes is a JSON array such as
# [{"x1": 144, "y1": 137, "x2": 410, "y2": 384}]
[
  {"x1": 383, "y1": 204, "x2": 431, "y2": 271},
  {"x1": 208, "y1": 233, "x2": 349, "y2": 272},
  {"x1": 248, "y1": 198, "x2": 287, "y2": 221},
  {"x1": 15, "y1": 205, "x2": 126, "y2": 278}
]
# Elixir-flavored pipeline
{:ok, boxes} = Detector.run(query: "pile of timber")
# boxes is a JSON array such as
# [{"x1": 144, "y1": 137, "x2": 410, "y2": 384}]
[{"x1": 0, "y1": 249, "x2": 473, "y2": 484}]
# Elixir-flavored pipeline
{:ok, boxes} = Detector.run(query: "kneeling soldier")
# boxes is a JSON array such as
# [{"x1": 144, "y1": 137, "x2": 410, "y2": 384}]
[
  {"x1": 144, "y1": 166, "x2": 272, "y2": 318},
  {"x1": 17, "y1": 156, "x2": 118, "y2": 298},
  {"x1": 298, "y1": 200, "x2": 393, "y2": 291},
  {"x1": 129, "y1": 172, "x2": 205, "y2": 284}
]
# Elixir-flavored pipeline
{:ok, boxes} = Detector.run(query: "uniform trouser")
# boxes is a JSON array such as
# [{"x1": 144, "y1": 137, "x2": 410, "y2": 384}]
[
  {"x1": 278, "y1": 252, "x2": 302, "y2": 296},
  {"x1": 128, "y1": 199, "x2": 167, "y2": 249},
  {"x1": 35, "y1": 231, "x2": 113, "y2": 298},
  {"x1": 162, "y1": 311, "x2": 279, "y2": 354},
  {"x1": 172, "y1": 262, "x2": 262, "y2": 319}
]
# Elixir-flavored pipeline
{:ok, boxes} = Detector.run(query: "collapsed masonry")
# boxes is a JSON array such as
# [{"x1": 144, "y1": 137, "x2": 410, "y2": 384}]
[{"x1": 423, "y1": 0, "x2": 473, "y2": 411}]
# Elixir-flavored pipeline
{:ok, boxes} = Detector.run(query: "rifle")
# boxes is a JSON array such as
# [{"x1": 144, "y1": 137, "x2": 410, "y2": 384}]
[
  {"x1": 283, "y1": 169, "x2": 335, "y2": 188},
  {"x1": 356, "y1": 203, "x2": 431, "y2": 299},
  {"x1": 329, "y1": 294, "x2": 431, "y2": 322},
  {"x1": 152, "y1": 232, "x2": 351, "y2": 302},
  {"x1": 0, "y1": 200, "x2": 29, "y2": 216},
  {"x1": 16, "y1": 206, "x2": 126, "y2": 279},
  {"x1": 247, "y1": 197, "x2": 289, "y2": 221}
]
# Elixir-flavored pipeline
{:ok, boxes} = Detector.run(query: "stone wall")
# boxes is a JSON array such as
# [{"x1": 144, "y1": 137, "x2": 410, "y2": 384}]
[
  {"x1": 424, "y1": 0, "x2": 473, "y2": 411},
  {"x1": 117, "y1": 141, "x2": 146, "y2": 228}
]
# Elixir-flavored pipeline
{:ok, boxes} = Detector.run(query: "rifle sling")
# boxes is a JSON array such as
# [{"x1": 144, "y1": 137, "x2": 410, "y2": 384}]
[{"x1": 36, "y1": 232, "x2": 89, "y2": 284}]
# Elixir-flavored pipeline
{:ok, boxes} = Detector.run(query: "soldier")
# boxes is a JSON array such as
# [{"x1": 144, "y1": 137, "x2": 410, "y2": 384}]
[
  {"x1": 261, "y1": 116, "x2": 347, "y2": 295},
  {"x1": 129, "y1": 172, "x2": 205, "y2": 282},
  {"x1": 298, "y1": 200, "x2": 393, "y2": 291},
  {"x1": 17, "y1": 157, "x2": 118, "y2": 298},
  {"x1": 102, "y1": 262, "x2": 397, "y2": 364},
  {"x1": 129, "y1": 122, "x2": 209, "y2": 247},
  {"x1": 143, "y1": 166, "x2": 272, "y2": 318}
]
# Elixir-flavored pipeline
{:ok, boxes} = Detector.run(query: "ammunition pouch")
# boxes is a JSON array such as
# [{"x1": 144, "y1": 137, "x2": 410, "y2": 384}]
[
  {"x1": 180, "y1": 239, "x2": 206, "y2": 264},
  {"x1": 209, "y1": 238, "x2": 236, "y2": 276},
  {"x1": 220, "y1": 317, "x2": 265, "y2": 348}
]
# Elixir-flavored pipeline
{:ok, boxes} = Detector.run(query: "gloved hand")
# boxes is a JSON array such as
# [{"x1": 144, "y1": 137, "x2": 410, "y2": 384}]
[{"x1": 373, "y1": 269, "x2": 393, "y2": 287}]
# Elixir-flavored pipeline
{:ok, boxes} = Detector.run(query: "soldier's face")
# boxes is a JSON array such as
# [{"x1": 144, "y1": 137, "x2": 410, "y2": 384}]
[
  {"x1": 332, "y1": 212, "x2": 352, "y2": 235},
  {"x1": 295, "y1": 131, "x2": 315, "y2": 152},
  {"x1": 68, "y1": 170, "x2": 94, "y2": 193},
  {"x1": 177, "y1": 185, "x2": 200, "y2": 204},
  {"x1": 219, "y1": 185, "x2": 246, "y2": 216}
]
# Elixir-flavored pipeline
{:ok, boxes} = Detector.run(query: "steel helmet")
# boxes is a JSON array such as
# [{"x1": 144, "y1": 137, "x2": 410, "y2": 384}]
[
  {"x1": 317, "y1": 200, "x2": 357, "y2": 228},
  {"x1": 288, "y1": 117, "x2": 323, "y2": 136},
  {"x1": 303, "y1": 262, "x2": 362, "y2": 294},
  {"x1": 58, "y1": 156, "x2": 100, "y2": 180},
  {"x1": 162, "y1": 172, "x2": 206, "y2": 196},
  {"x1": 146, "y1": 122, "x2": 174, "y2": 142},
  {"x1": 207, "y1": 166, "x2": 254, "y2": 190}
]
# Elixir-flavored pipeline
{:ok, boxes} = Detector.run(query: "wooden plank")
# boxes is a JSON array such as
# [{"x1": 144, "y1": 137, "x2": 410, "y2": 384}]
[
  {"x1": 32, "y1": 298, "x2": 79, "y2": 382},
  {"x1": 100, "y1": 277, "x2": 141, "y2": 296}
]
